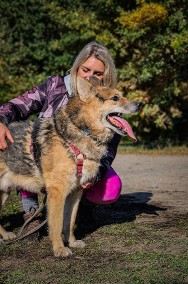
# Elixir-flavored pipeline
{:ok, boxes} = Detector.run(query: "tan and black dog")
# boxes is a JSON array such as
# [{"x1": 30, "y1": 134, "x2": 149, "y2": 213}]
[{"x1": 0, "y1": 76, "x2": 141, "y2": 257}]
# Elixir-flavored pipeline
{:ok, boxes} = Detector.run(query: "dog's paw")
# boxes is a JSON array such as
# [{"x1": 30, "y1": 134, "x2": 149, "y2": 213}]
[
  {"x1": 3, "y1": 231, "x2": 16, "y2": 241},
  {"x1": 53, "y1": 245, "x2": 73, "y2": 258},
  {"x1": 69, "y1": 240, "x2": 86, "y2": 248}
]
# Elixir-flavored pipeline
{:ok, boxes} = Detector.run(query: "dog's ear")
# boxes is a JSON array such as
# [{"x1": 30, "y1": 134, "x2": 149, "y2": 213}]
[
  {"x1": 77, "y1": 76, "x2": 95, "y2": 102},
  {"x1": 88, "y1": 76, "x2": 102, "y2": 87}
]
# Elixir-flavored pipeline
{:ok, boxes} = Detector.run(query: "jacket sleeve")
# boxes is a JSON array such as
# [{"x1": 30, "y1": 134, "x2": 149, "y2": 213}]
[
  {"x1": 97, "y1": 133, "x2": 121, "y2": 180},
  {"x1": 0, "y1": 78, "x2": 51, "y2": 125}
]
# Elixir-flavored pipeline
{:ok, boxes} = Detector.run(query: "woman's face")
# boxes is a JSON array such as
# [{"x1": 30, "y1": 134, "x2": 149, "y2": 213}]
[{"x1": 77, "y1": 56, "x2": 105, "y2": 82}]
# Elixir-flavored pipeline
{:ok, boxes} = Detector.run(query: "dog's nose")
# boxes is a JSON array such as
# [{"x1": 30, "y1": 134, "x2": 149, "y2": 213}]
[{"x1": 134, "y1": 101, "x2": 143, "y2": 110}]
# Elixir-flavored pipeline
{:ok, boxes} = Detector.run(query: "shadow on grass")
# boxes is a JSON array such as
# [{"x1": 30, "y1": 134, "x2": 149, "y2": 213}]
[
  {"x1": 0, "y1": 212, "x2": 24, "y2": 231},
  {"x1": 76, "y1": 192, "x2": 167, "y2": 239},
  {"x1": 0, "y1": 192, "x2": 167, "y2": 241}
]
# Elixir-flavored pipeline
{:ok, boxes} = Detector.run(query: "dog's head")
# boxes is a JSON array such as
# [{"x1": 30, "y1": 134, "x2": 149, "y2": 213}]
[{"x1": 76, "y1": 76, "x2": 141, "y2": 141}]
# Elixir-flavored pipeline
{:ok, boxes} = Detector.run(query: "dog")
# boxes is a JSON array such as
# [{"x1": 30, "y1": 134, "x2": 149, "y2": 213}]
[{"x1": 0, "y1": 76, "x2": 141, "y2": 257}]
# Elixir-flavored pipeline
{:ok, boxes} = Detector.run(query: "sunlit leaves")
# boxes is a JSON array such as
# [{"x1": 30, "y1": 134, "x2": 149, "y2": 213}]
[
  {"x1": 0, "y1": 0, "x2": 187, "y2": 144},
  {"x1": 117, "y1": 3, "x2": 167, "y2": 29}
]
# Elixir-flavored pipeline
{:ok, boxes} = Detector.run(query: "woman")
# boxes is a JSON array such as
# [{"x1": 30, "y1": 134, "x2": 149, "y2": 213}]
[{"x1": 0, "y1": 41, "x2": 122, "y2": 237}]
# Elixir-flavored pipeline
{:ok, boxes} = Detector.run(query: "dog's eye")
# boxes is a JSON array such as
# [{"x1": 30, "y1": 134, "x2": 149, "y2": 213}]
[
  {"x1": 111, "y1": 95, "x2": 120, "y2": 101},
  {"x1": 96, "y1": 93, "x2": 104, "y2": 102}
]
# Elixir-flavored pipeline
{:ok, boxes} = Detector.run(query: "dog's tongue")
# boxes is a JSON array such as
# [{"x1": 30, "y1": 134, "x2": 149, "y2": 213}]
[{"x1": 108, "y1": 115, "x2": 137, "y2": 141}]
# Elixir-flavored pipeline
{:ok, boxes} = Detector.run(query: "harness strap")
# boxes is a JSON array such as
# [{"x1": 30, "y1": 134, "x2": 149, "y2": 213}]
[
  {"x1": 30, "y1": 139, "x2": 86, "y2": 178},
  {"x1": 68, "y1": 143, "x2": 86, "y2": 177}
]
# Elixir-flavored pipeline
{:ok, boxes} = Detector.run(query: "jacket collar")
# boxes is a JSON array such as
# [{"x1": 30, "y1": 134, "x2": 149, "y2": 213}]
[{"x1": 64, "y1": 74, "x2": 72, "y2": 97}]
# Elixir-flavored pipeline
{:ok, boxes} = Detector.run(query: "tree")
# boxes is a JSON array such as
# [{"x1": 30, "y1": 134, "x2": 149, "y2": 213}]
[
  {"x1": 0, "y1": 0, "x2": 187, "y2": 145},
  {"x1": 114, "y1": 0, "x2": 188, "y2": 145}
]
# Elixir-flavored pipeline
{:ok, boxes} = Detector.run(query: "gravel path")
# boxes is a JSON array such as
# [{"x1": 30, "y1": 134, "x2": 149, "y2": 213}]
[{"x1": 113, "y1": 154, "x2": 188, "y2": 215}]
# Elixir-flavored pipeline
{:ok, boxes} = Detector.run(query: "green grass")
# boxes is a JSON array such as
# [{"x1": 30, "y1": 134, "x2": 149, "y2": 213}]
[
  {"x1": 0, "y1": 191, "x2": 188, "y2": 284},
  {"x1": 118, "y1": 143, "x2": 188, "y2": 155}
]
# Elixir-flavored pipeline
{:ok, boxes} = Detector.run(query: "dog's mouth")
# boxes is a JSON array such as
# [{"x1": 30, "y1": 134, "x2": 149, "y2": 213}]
[{"x1": 106, "y1": 113, "x2": 137, "y2": 141}]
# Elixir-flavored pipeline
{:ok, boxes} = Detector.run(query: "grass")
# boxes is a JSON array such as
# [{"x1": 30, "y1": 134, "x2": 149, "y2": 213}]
[
  {"x1": 0, "y1": 190, "x2": 188, "y2": 284},
  {"x1": 118, "y1": 143, "x2": 188, "y2": 155}
]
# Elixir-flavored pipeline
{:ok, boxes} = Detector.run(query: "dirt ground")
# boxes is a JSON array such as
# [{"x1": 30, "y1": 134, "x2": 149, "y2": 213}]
[
  {"x1": 0, "y1": 154, "x2": 188, "y2": 284},
  {"x1": 113, "y1": 154, "x2": 188, "y2": 221}
]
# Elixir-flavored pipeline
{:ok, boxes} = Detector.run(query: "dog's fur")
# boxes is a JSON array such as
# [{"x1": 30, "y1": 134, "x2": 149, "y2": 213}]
[{"x1": 0, "y1": 77, "x2": 140, "y2": 257}]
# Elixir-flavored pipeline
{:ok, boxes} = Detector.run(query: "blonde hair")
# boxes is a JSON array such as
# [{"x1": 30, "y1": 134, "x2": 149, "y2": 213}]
[{"x1": 70, "y1": 41, "x2": 117, "y2": 94}]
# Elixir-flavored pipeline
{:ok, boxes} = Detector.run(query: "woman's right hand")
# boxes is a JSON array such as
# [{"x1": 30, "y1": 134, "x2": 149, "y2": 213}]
[{"x1": 0, "y1": 123, "x2": 14, "y2": 150}]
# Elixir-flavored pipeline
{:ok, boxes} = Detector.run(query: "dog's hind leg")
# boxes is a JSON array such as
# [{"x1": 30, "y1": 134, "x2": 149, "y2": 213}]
[
  {"x1": 0, "y1": 191, "x2": 16, "y2": 241},
  {"x1": 63, "y1": 188, "x2": 86, "y2": 248},
  {"x1": 0, "y1": 191, "x2": 9, "y2": 209},
  {"x1": 47, "y1": 186, "x2": 73, "y2": 258}
]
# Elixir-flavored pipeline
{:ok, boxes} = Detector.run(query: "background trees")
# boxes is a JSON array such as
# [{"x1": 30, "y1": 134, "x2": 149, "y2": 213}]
[{"x1": 0, "y1": 0, "x2": 187, "y2": 146}]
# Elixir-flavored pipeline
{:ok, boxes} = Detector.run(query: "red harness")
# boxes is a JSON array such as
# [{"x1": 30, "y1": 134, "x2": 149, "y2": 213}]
[{"x1": 68, "y1": 143, "x2": 86, "y2": 177}]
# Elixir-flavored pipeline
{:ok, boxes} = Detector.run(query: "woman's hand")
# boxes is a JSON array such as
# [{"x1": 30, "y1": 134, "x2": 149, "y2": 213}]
[{"x1": 0, "y1": 123, "x2": 14, "y2": 150}]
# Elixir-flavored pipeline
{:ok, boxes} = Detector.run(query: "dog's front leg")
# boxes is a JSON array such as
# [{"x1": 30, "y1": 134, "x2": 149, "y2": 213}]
[
  {"x1": 63, "y1": 188, "x2": 86, "y2": 248},
  {"x1": 81, "y1": 159, "x2": 99, "y2": 186},
  {"x1": 47, "y1": 187, "x2": 72, "y2": 258}
]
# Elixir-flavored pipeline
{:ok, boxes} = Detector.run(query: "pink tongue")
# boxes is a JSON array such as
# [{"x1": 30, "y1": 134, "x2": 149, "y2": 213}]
[{"x1": 110, "y1": 116, "x2": 137, "y2": 141}]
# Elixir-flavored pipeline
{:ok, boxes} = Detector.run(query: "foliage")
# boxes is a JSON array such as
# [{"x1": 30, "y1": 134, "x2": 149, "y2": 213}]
[
  {"x1": 116, "y1": 3, "x2": 168, "y2": 29},
  {"x1": 0, "y1": 0, "x2": 188, "y2": 145},
  {"x1": 115, "y1": 0, "x2": 188, "y2": 145}
]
